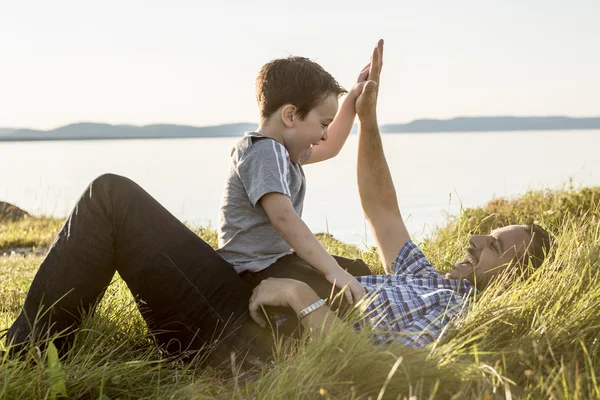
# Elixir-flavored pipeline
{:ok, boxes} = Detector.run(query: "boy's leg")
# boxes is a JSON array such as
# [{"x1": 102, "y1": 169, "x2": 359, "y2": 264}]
[
  {"x1": 332, "y1": 255, "x2": 372, "y2": 276},
  {"x1": 6, "y1": 174, "x2": 269, "y2": 363}
]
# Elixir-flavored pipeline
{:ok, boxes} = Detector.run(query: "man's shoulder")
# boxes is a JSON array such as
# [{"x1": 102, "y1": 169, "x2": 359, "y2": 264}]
[{"x1": 392, "y1": 240, "x2": 436, "y2": 277}]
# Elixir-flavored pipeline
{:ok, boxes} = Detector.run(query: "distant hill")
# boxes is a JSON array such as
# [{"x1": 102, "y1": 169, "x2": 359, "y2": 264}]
[
  {"x1": 0, "y1": 128, "x2": 16, "y2": 136},
  {"x1": 1, "y1": 117, "x2": 599, "y2": 142},
  {"x1": 379, "y1": 116, "x2": 600, "y2": 133},
  {"x1": 0, "y1": 122, "x2": 257, "y2": 141}
]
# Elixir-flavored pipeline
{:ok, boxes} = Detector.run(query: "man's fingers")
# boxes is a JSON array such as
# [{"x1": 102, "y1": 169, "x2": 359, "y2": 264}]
[
  {"x1": 377, "y1": 39, "x2": 384, "y2": 73},
  {"x1": 369, "y1": 46, "x2": 380, "y2": 82},
  {"x1": 362, "y1": 80, "x2": 378, "y2": 95},
  {"x1": 369, "y1": 39, "x2": 384, "y2": 82},
  {"x1": 354, "y1": 81, "x2": 367, "y2": 94},
  {"x1": 249, "y1": 300, "x2": 267, "y2": 328}
]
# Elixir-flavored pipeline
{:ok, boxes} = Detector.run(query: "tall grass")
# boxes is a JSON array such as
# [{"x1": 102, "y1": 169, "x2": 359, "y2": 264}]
[{"x1": 1, "y1": 185, "x2": 599, "y2": 399}]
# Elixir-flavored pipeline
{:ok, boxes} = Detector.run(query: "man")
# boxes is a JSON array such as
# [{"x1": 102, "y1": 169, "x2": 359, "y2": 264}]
[{"x1": 248, "y1": 40, "x2": 554, "y2": 346}]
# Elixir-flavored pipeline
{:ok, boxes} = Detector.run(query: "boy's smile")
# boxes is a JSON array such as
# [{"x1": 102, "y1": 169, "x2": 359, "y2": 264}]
[{"x1": 284, "y1": 94, "x2": 339, "y2": 163}]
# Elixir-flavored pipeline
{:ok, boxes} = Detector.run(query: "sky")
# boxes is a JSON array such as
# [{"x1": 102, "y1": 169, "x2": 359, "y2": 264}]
[{"x1": 1, "y1": 0, "x2": 599, "y2": 130}]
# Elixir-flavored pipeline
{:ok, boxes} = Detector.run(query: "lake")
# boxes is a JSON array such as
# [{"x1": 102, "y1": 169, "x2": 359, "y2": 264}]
[{"x1": 1, "y1": 130, "x2": 599, "y2": 245}]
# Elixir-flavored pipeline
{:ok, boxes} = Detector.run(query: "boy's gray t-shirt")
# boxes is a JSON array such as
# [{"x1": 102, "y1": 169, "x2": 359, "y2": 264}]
[{"x1": 217, "y1": 132, "x2": 307, "y2": 273}]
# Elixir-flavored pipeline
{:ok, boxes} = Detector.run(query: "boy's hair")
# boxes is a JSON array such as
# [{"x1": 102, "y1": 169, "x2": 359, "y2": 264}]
[{"x1": 256, "y1": 56, "x2": 347, "y2": 121}]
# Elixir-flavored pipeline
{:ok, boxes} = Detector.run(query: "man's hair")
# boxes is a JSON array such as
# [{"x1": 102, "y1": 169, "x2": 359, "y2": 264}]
[
  {"x1": 255, "y1": 56, "x2": 347, "y2": 121},
  {"x1": 522, "y1": 223, "x2": 554, "y2": 269}
]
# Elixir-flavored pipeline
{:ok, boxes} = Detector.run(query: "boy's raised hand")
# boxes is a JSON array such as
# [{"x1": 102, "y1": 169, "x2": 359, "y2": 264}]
[
  {"x1": 347, "y1": 63, "x2": 371, "y2": 100},
  {"x1": 325, "y1": 267, "x2": 366, "y2": 304}
]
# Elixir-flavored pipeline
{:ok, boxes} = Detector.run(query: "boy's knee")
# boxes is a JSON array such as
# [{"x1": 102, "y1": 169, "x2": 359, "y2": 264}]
[{"x1": 333, "y1": 256, "x2": 372, "y2": 276}]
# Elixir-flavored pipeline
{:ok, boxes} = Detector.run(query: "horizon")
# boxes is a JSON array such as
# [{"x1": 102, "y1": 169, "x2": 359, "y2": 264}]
[
  {"x1": 3, "y1": 115, "x2": 600, "y2": 132},
  {"x1": 1, "y1": 1, "x2": 599, "y2": 131}
]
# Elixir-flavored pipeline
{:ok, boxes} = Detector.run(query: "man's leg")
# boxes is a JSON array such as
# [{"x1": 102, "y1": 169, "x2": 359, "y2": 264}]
[
  {"x1": 6, "y1": 174, "x2": 269, "y2": 364},
  {"x1": 356, "y1": 120, "x2": 411, "y2": 274}
]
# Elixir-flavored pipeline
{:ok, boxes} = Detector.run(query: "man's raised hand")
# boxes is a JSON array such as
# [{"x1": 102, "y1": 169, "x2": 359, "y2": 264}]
[{"x1": 356, "y1": 39, "x2": 384, "y2": 122}]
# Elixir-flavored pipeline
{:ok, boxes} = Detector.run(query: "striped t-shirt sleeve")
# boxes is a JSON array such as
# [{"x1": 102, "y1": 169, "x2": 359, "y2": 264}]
[{"x1": 236, "y1": 139, "x2": 292, "y2": 206}]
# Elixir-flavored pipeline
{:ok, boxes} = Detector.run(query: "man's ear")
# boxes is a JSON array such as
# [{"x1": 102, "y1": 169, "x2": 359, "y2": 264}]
[{"x1": 280, "y1": 104, "x2": 296, "y2": 128}]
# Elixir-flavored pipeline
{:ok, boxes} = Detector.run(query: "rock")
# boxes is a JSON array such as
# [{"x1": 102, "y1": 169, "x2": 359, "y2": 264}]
[
  {"x1": 1, "y1": 246, "x2": 49, "y2": 257},
  {"x1": 0, "y1": 201, "x2": 30, "y2": 222}
]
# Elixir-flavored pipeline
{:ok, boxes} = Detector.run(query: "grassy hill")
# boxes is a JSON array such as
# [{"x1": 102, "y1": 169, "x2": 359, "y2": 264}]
[{"x1": 1, "y1": 184, "x2": 599, "y2": 398}]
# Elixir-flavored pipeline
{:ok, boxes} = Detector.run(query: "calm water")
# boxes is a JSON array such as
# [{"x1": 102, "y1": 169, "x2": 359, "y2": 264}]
[{"x1": 1, "y1": 130, "x2": 599, "y2": 245}]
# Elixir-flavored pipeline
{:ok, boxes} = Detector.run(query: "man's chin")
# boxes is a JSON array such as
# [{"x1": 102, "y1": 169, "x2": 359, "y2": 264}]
[
  {"x1": 445, "y1": 271, "x2": 459, "y2": 279},
  {"x1": 445, "y1": 264, "x2": 472, "y2": 280}
]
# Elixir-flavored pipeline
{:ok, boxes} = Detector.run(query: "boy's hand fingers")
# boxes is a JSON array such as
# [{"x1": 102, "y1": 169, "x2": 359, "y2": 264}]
[
  {"x1": 358, "y1": 68, "x2": 370, "y2": 82},
  {"x1": 352, "y1": 283, "x2": 365, "y2": 302},
  {"x1": 359, "y1": 63, "x2": 370, "y2": 78},
  {"x1": 345, "y1": 289, "x2": 354, "y2": 304}
]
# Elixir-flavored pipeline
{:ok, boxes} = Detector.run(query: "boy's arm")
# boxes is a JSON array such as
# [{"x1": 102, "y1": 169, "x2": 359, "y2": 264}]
[
  {"x1": 304, "y1": 64, "x2": 371, "y2": 165},
  {"x1": 303, "y1": 91, "x2": 360, "y2": 164},
  {"x1": 260, "y1": 192, "x2": 366, "y2": 304}
]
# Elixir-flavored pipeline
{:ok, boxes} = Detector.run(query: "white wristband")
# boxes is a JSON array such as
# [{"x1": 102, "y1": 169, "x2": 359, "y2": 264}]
[{"x1": 298, "y1": 299, "x2": 325, "y2": 319}]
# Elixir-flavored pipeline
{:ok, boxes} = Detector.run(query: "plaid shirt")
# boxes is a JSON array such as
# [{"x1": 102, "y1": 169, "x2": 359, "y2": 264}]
[{"x1": 353, "y1": 240, "x2": 477, "y2": 347}]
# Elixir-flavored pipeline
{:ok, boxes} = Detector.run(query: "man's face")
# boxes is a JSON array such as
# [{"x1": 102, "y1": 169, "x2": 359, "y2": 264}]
[
  {"x1": 284, "y1": 94, "x2": 338, "y2": 163},
  {"x1": 445, "y1": 225, "x2": 533, "y2": 289}
]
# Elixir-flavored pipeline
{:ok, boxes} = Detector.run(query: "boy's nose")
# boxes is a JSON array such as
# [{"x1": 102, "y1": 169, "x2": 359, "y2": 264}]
[{"x1": 321, "y1": 131, "x2": 328, "y2": 141}]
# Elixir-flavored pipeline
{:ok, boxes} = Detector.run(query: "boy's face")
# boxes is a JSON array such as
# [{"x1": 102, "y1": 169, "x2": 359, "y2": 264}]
[{"x1": 284, "y1": 94, "x2": 339, "y2": 163}]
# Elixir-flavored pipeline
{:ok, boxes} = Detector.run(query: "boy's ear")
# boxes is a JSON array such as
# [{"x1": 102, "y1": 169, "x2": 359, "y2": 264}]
[{"x1": 281, "y1": 104, "x2": 296, "y2": 128}]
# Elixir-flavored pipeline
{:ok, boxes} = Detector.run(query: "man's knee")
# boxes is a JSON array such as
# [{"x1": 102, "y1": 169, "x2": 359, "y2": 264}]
[
  {"x1": 90, "y1": 173, "x2": 139, "y2": 199},
  {"x1": 92, "y1": 173, "x2": 129, "y2": 188}
]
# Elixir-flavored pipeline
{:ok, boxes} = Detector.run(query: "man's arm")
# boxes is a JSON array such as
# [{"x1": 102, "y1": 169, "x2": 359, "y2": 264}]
[
  {"x1": 355, "y1": 40, "x2": 411, "y2": 274},
  {"x1": 260, "y1": 192, "x2": 366, "y2": 303}
]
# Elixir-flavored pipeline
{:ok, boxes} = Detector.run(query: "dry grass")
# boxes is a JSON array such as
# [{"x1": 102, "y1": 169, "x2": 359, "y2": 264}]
[{"x1": 1, "y1": 185, "x2": 599, "y2": 399}]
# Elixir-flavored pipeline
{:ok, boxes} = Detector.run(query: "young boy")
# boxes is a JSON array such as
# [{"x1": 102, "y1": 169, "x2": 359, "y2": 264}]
[{"x1": 217, "y1": 48, "x2": 379, "y2": 309}]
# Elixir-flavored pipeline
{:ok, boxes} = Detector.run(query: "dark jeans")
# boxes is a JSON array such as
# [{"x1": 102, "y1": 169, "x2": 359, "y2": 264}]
[{"x1": 5, "y1": 174, "x2": 370, "y2": 366}]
